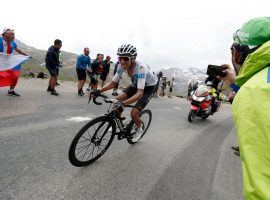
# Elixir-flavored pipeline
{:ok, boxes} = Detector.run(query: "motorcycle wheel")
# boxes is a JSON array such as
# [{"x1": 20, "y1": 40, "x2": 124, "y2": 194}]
[
  {"x1": 201, "y1": 114, "x2": 209, "y2": 120},
  {"x1": 188, "y1": 110, "x2": 196, "y2": 122}
]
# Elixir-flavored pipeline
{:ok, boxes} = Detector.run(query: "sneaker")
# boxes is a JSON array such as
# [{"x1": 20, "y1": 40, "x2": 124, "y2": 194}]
[
  {"x1": 132, "y1": 127, "x2": 144, "y2": 142},
  {"x1": 86, "y1": 88, "x2": 91, "y2": 92},
  {"x1": 78, "y1": 91, "x2": 83, "y2": 96},
  {"x1": 51, "y1": 90, "x2": 59, "y2": 96},
  {"x1": 7, "y1": 90, "x2": 20, "y2": 97},
  {"x1": 47, "y1": 87, "x2": 52, "y2": 92}
]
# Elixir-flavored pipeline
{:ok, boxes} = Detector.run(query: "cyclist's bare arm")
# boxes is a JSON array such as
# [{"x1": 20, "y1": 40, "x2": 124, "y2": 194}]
[
  {"x1": 123, "y1": 89, "x2": 144, "y2": 106},
  {"x1": 116, "y1": 93, "x2": 128, "y2": 101},
  {"x1": 100, "y1": 81, "x2": 118, "y2": 93}
]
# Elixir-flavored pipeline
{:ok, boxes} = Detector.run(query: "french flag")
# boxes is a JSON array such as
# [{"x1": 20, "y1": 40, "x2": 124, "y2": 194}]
[{"x1": 0, "y1": 53, "x2": 30, "y2": 87}]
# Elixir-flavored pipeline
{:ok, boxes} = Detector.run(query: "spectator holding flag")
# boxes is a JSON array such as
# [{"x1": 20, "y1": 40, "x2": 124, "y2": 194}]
[{"x1": 0, "y1": 28, "x2": 29, "y2": 96}]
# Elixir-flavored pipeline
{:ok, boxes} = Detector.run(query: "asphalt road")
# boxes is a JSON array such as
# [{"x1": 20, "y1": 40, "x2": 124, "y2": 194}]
[{"x1": 0, "y1": 79, "x2": 242, "y2": 200}]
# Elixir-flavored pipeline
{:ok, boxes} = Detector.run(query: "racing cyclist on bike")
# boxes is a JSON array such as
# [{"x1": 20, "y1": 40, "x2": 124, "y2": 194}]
[{"x1": 92, "y1": 44, "x2": 157, "y2": 142}]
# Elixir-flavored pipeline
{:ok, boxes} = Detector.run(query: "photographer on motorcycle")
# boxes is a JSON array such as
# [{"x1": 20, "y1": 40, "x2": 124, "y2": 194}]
[{"x1": 205, "y1": 75, "x2": 222, "y2": 114}]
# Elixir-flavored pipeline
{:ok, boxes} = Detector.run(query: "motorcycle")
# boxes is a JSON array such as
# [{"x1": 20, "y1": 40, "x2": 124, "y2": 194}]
[{"x1": 188, "y1": 85, "x2": 221, "y2": 122}]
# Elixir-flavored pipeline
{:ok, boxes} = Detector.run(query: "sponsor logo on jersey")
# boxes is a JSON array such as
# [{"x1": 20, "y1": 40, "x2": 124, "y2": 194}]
[{"x1": 137, "y1": 73, "x2": 145, "y2": 79}]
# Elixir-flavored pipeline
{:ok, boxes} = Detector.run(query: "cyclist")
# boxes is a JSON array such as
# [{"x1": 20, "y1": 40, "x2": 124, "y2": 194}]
[{"x1": 92, "y1": 44, "x2": 157, "y2": 142}]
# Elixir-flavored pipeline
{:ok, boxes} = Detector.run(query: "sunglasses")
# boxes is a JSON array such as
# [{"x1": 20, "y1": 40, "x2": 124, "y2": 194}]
[
  {"x1": 3, "y1": 29, "x2": 14, "y2": 34},
  {"x1": 233, "y1": 30, "x2": 244, "y2": 46},
  {"x1": 118, "y1": 57, "x2": 130, "y2": 62}
]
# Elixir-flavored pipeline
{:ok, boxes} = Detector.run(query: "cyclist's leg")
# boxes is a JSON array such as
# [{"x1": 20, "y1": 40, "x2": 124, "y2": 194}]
[
  {"x1": 131, "y1": 86, "x2": 154, "y2": 128},
  {"x1": 115, "y1": 86, "x2": 137, "y2": 117},
  {"x1": 116, "y1": 85, "x2": 136, "y2": 101},
  {"x1": 131, "y1": 107, "x2": 141, "y2": 128}
]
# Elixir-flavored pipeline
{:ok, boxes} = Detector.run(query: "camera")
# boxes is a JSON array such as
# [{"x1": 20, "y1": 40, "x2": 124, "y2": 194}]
[{"x1": 207, "y1": 65, "x2": 227, "y2": 77}]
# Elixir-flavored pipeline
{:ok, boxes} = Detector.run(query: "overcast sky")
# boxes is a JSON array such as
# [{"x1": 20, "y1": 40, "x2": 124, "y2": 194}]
[{"x1": 1, "y1": 0, "x2": 269, "y2": 71}]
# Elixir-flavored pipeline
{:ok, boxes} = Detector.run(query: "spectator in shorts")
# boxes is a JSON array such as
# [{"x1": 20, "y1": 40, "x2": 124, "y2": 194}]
[
  {"x1": 153, "y1": 71, "x2": 163, "y2": 98},
  {"x1": 0, "y1": 28, "x2": 29, "y2": 97},
  {"x1": 168, "y1": 77, "x2": 174, "y2": 98},
  {"x1": 112, "y1": 61, "x2": 120, "y2": 96},
  {"x1": 45, "y1": 39, "x2": 62, "y2": 96},
  {"x1": 100, "y1": 55, "x2": 111, "y2": 87},
  {"x1": 87, "y1": 54, "x2": 101, "y2": 91},
  {"x1": 160, "y1": 76, "x2": 167, "y2": 97},
  {"x1": 76, "y1": 47, "x2": 91, "y2": 96}
]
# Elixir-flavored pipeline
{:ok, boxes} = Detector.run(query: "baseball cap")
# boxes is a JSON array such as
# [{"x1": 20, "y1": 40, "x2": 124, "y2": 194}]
[{"x1": 233, "y1": 17, "x2": 270, "y2": 47}]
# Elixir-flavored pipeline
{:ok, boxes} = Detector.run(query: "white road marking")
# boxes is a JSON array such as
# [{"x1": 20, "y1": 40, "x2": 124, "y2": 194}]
[
  {"x1": 66, "y1": 116, "x2": 92, "y2": 122},
  {"x1": 173, "y1": 107, "x2": 182, "y2": 109}
]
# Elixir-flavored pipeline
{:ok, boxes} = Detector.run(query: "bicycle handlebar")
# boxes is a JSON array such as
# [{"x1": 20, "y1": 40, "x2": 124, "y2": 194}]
[
  {"x1": 88, "y1": 93, "x2": 116, "y2": 105},
  {"x1": 88, "y1": 92, "x2": 135, "y2": 108}
]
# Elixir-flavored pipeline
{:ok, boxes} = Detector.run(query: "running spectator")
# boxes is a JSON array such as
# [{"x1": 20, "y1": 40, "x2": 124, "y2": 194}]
[
  {"x1": 76, "y1": 47, "x2": 91, "y2": 96},
  {"x1": 112, "y1": 61, "x2": 120, "y2": 96},
  {"x1": 45, "y1": 39, "x2": 62, "y2": 96},
  {"x1": 87, "y1": 54, "x2": 101, "y2": 91},
  {"x1": 0, "y1": 28, "x2": 29, "y2": 96},
  {"x1": 100, "y1": 55, "x2": 111, "y2": 87}
]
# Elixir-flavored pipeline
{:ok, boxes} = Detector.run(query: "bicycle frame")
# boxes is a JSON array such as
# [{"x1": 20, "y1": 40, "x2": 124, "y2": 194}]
[{"x1": 90, "y1": 93, "x2": 136, "y2": 141}]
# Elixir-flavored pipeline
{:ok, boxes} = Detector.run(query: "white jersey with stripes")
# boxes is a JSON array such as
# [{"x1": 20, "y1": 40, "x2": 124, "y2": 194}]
[{"x1": 112, "y1": 60, "x2": 158, "y2": 89}]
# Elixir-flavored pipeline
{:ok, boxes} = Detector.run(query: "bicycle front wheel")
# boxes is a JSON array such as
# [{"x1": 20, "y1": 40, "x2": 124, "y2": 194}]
[
  {"x1": 127, "y1": 109, "x2": 152, "y2": 144},
  {"x1": 69, "y1": 116, "x2": 115, "y2": 167}
]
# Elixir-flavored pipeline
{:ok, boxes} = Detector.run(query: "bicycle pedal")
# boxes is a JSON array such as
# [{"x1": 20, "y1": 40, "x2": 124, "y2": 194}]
[{"x1": 117, "y1": 134, "x2": 125, "y2": 140}]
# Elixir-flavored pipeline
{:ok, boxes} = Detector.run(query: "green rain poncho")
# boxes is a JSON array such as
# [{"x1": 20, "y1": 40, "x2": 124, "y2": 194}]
[{"x1": 233, "y1": 40, "x2": 270, "y2": 200}]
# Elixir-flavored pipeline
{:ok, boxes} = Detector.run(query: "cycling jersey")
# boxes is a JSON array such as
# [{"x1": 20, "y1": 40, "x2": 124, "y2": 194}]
[{"x1": 112, "y1": 61, "x2": 157, "y2": 89}]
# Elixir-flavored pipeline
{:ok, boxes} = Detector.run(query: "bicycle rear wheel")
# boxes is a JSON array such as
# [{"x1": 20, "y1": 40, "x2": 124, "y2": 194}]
[
  {"x1": 69, "y1": 116, "x2": 115, "y2": 167},
  {"x1": 127, "y1": 109, "x2": 152, "y2": 144}
]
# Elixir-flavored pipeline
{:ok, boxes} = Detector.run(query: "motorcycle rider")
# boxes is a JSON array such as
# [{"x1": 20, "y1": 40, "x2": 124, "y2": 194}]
[{"x1": 204, "y1": 75, "x2": 222, "y2": 114}]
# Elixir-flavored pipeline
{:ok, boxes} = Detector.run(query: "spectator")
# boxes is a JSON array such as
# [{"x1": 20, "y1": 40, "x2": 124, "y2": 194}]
[
  {"x1": 45, "y1": 39, "x2": 62, "y2": 96},
  {"x1": 87, "y1": 53, "x2": 101, "y2": 91},
  {"x1": 112, "y1": 61, "x2": 120, "y2": 96},
  {"x1": 76, "y1": 47, "x2": 91, "y2": 96},
  {"x1": 0, "y1": 28, "x2": 29, "y2": 96},
  {"x1": 160, "y1": 76, "x2": 168, "y2": 97},
  {"x1": 187, "y1": 82, "x2": 192, "y2": 99},
  {"x1": 192, "y1": 81, "x2": 199, "y2": 91},
  {"x1": 222, "y1": 17, "x2": 270, "y2": 199},
  {"x1": 168, "y1": 77, "x2": 174, "y2": 98},
  {"x1": 100, "y1": 55, "x2": 111, "y2": 87},
  {"x1": 153, "y1": 71, "x2": 163, "y2": 98}
]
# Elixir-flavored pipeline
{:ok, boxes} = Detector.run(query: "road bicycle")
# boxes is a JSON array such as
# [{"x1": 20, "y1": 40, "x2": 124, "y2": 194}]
[{"x1": 68, "y1": 93, "x2": 152, "y2": 167}]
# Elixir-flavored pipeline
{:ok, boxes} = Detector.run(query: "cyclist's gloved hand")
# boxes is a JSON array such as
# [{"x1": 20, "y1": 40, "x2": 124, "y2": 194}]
[
  {"x1": 114, "y1": 101, "x2": 125, "y2": 112},
  {"x1": 90, "y1": 89, "x2": 101, "y2": 98}
]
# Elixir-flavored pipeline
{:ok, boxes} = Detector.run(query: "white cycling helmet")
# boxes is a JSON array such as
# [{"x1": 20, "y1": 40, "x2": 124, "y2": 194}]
[{"x1": 117, "y1": 44, "x2": 137, "y2": 57}]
